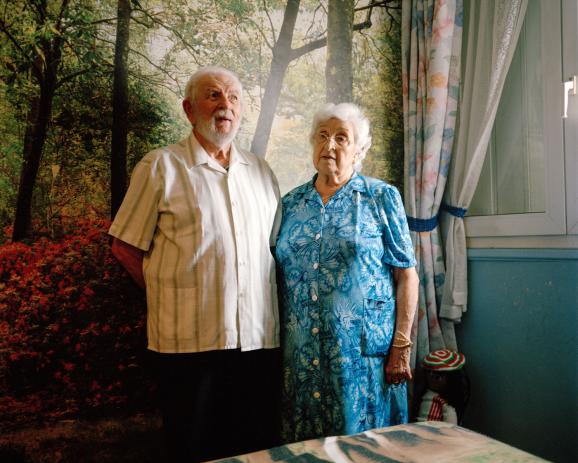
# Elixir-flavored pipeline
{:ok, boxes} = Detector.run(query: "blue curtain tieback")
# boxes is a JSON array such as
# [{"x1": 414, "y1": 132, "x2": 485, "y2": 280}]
[
  {"x1": 407, "y1": 203, "x2": 467, "y2": 232},
  {"x1": 407, "y1": 215, "x2": 438, "y2": 232},
  {"x1": 440, "y1": 202, "x2": 467, "y2": 218}
]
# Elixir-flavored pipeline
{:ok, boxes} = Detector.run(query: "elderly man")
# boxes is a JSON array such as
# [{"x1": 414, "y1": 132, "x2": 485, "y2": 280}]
[{"x1": 109, "y1": 66, "x2": 280, "y2": 462}]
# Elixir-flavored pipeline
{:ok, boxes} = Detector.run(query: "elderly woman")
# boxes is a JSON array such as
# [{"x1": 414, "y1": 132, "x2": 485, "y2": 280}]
[{"x1": 275, "y1": 103, "x2": 419, "y2": 442}]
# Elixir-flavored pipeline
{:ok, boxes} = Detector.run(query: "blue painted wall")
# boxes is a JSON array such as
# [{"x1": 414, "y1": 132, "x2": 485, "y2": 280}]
[{"x1": 456, "y1": 249, "x2": 578, "y2": 463}]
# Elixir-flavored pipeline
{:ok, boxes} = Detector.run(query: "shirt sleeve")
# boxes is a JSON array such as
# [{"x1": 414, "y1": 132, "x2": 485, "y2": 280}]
[
  {"x1": 268, "y1": 166, "x2": 282, "y2": 248},
  {"x1": 378, "y1": 185, "x2": 416, "y2": 268},
  {"x1": 108, "y1": 155, "x2": 161, "y2": 251}
]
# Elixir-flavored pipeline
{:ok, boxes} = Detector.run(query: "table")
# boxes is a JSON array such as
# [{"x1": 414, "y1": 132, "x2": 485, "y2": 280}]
[{"x1": 212, "y1": 421, "x2": 548, "y2": 463}]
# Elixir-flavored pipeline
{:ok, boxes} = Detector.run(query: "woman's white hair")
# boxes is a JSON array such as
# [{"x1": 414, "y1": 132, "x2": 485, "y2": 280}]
[
  {"x1": 309, "y1": 102, "x2": 372, "y2": 171},
  {"x1": 184, "y1": 66, "x2": 243, "y2": 102}
]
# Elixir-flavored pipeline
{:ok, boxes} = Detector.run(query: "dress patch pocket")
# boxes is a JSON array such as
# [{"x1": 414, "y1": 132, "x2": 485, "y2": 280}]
[{"x1": 361, "y1": 298, "x2": 394, "y2": 356}]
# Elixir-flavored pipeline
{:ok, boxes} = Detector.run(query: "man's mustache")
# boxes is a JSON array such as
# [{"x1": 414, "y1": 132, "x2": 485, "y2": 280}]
[{"x1": 213, "y1": 109, "x2": 234, "y2": 121}]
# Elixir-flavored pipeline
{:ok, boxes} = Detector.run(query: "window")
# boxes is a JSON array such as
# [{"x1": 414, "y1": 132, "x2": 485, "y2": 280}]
[{"x1": 465, "y1": 0, "x2": 577, "y2": 245}]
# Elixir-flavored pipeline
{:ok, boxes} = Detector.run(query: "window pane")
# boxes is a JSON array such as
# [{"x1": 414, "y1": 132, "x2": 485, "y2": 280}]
[{"x1": 469, "y1": 1, "x2": 545, "y2": 216}]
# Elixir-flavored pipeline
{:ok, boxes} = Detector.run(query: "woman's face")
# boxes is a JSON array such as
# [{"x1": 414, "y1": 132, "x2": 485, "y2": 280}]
[{"x1": 312, "y1": 118, "x2": 357, "y2": 179}]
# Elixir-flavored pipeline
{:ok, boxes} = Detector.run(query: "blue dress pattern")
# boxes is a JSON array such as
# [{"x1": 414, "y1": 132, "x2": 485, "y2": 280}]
[{"x1": 275, "y1": 173, "x2": 416, "y2": 443}]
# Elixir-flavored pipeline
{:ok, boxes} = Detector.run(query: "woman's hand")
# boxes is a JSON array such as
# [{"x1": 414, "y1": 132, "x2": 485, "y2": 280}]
[
  {"x1": 385, "y1": 345, "x2": 412, "y2": 384},
  {"x1": 386, "y1": 266, "x2": 419, "y2": 384}
]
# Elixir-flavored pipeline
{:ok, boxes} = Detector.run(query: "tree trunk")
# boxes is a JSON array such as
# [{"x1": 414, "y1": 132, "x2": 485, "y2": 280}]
[
  {"x1": 110, "y1": 0, "x2": 131, "y2": 219},
  {"x1": 12, "y1": 52, "x2": 60, "y2": 241},
  {"x1": 250, "y1": 0, "x2": 300, "y2": 158},
  {"x1": 250, "y1": 0, "x2": 372, "y2": 156},
  {"x1": 326, "y1": 0, "x2": 354, "y2": 103}
]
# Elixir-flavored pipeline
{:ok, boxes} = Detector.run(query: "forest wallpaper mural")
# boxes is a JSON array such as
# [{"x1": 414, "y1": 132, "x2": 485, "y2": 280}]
[{"x1": 0, "y1": 0, "x2": 403, "y2": 460}]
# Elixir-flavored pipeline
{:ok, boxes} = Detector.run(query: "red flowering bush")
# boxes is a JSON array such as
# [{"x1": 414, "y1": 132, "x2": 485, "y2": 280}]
[{"x1": 0, "y1": 219, "x2": 151, "y2": 426}]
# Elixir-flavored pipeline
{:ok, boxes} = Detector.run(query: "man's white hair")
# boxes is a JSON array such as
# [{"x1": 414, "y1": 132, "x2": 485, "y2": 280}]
[
  {"x1": 309, "y1": 102, "x2": 372, "y2": 172},
  {"x1": 184, "y1": 66, "x2": 243, "y2": 103}
]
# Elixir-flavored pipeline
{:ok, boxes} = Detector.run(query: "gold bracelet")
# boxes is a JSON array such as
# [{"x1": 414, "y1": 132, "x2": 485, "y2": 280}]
[
  {"x1": 392, "y1": 341, "x2": 413, "y2": 349},
  {"x1": 392, "y1": 331, "x2": 413, "y2": 348}
]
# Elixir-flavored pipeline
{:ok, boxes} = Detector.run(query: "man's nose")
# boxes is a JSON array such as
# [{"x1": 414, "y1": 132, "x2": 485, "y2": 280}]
[{"x1": 217, "y1": 94, "x2": 232, "y2": 109}]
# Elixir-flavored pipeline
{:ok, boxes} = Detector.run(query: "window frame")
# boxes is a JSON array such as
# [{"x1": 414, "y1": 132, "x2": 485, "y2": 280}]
[
  {"x1": 464, "y1": 0, "x2": 578, "y2": 247},
  {"x1": 563, "y1": 0, "x2": 578, "y2": 236}
]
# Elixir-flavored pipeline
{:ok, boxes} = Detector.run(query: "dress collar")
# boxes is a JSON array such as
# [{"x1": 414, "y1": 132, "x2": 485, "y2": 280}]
[{"x1": 304, "y1": 171, "x2": 366, "y2": 204}]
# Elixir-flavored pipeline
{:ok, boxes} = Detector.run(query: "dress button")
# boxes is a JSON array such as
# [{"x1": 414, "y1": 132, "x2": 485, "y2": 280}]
[
  {"x1": 313, "y1": 262, "x2": 319, "y2": 269},
  {"x1": 315, "y1": 233, "x2": 321, "y2": 240},
  {"x1": 311, "y1": 294, "x2": 318, "y2": 302},
  {"x1": 311, "y1": 327, "x2": 319, "y2": 335},
  {"x1": 313, "y1": 391, "x2": 321, "y2": 399},
  {"x1": 312, "y1": 358, "x2": 319, "y2": 366}
]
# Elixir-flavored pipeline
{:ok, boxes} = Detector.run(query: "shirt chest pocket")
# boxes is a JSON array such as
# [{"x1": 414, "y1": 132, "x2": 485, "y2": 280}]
[{"x1": 361, "y1": 297, "x2": 395, "y2": 356}]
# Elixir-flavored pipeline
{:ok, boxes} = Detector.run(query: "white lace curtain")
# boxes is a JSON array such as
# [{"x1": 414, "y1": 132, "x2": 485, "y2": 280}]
[{"x1": 440, "y1": 0, "x2": 528, "y2": 324}]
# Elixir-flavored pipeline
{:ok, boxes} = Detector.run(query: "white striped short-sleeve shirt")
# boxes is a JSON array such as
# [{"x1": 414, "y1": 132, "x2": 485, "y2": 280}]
[{"x1": 109, "y1": 133, "x2": 280, "y2": 353}]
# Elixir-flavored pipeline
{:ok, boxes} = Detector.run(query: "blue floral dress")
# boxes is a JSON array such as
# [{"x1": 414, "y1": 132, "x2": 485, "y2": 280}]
[{"x1": 275, "y1": 173, "x2": 416, "y2": 443}]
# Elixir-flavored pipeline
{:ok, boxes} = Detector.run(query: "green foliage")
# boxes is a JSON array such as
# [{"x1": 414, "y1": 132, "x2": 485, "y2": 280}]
[
  {"x1": 217, "y1": 0, "x2": 256, "y2": 18},
  {"x1": 0, "y1": 143, "x2": 21, "y2": 226},
  {"x1": 355, "y1": 7, "x2": 404, "y2": 191},
  {"x1": 266, "y1": 56, "x2": 326, "y2": 193},
  {"x1": 0, "y1": 219, "x2": 151, "y2": 424},
  {"x1": 0, "y1": 82, "x2": 23, "y2": 227},
  {"x1": 0, "y1": 0, "x2": 187, "y2": 230}
]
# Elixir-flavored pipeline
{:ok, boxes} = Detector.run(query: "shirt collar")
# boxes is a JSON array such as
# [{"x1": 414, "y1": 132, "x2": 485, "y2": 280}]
[{"x1": 185, "y1": 131, "x2": 250, "y2": 171}]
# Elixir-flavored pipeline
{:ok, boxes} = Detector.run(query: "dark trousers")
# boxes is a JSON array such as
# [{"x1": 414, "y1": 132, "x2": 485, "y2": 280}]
[{"x1": 151, "y1": 348, "x2": 281, "y2": 463}]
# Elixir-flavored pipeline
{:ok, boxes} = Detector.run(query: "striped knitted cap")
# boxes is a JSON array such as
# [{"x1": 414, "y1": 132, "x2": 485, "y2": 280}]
[{"x1": 422, "y1": 349, "x2": 465, "y2": 371}]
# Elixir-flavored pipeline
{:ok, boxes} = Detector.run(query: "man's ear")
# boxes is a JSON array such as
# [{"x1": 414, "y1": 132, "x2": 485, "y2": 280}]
[{"x1": 183, "y1": 99, "x2": 195, "y2": 125}]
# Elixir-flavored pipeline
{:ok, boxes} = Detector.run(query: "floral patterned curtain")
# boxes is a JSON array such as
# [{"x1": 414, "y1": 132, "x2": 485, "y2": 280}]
[{"x1": 401, "y1": 0, "x2": 463, "y2": 373}]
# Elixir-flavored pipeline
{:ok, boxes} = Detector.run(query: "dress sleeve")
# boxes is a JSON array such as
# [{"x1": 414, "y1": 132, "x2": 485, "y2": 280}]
[
  {"x1": 108, "y1": 155, "x2": 161, "y2": 251},
  {"x1": 378, "y1": 185, "x2": 416, "y2": 268}
]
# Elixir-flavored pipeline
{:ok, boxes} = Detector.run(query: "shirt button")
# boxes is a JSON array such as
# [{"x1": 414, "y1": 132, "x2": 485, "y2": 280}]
[
  {"x1": 311, "y1": 294, "x2": 318, "y2": 302},
  {"x1": 311, "y1": 327, "x2": 319, "y2": 335},
  {"x1": 312, "y1": 358, "x2": 319, "y2": 366},
  {"x1": 315, "y1": 233, "x2": 321, "y2": 240},
  {"x1": 313, "y1": 262, "x2": 319, "y2": 269},
  {"x1": 313, "y1": 391, "x2": 321, "y2": 399}
]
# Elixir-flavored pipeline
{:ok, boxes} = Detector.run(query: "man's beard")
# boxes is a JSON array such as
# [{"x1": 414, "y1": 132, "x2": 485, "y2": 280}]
[{"x1": 194, "y1": 110, "x2": 239, "y2": 148}]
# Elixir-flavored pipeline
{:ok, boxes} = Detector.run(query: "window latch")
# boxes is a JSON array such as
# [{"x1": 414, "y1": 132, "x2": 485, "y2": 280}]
[{"x1": 563, "y1": 75, "x2": 577, "y2": 118}]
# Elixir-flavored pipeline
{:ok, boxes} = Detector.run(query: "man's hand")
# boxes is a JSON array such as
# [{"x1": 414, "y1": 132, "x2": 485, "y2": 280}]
[{"x1": 111, "y1": 238, "x2": 146, "y2": 289}]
